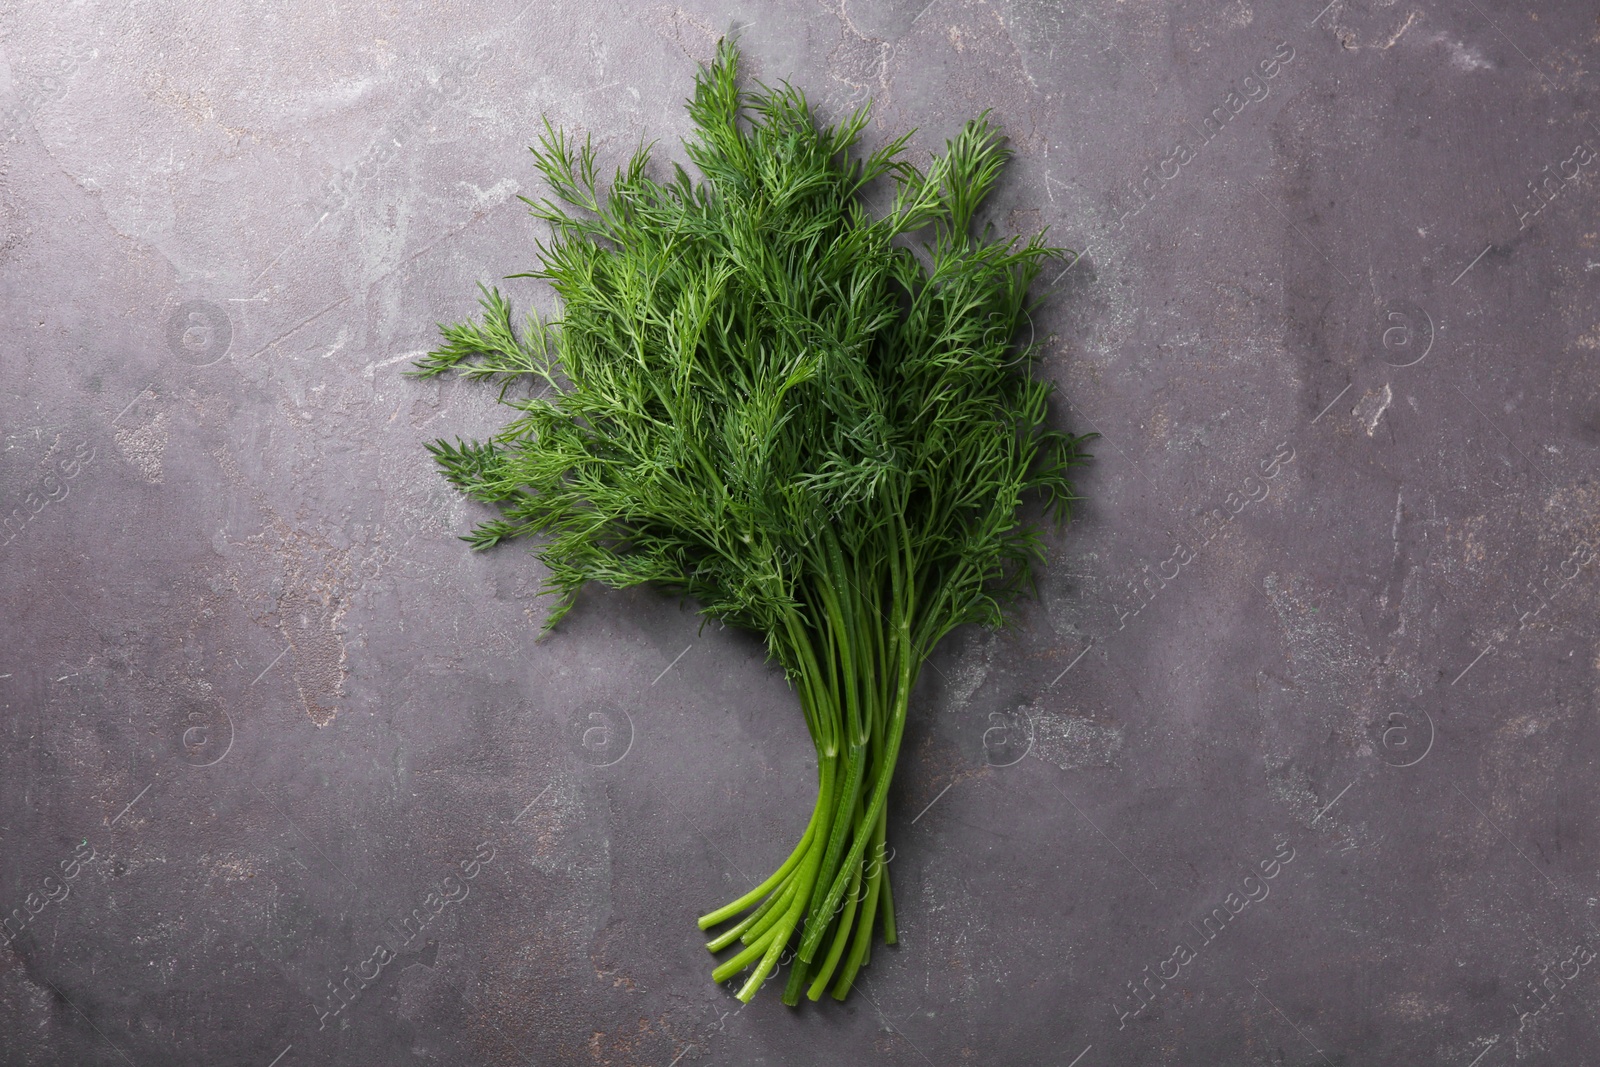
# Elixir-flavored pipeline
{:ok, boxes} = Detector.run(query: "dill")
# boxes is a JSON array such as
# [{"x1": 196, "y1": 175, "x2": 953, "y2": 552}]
[{"x1": 410, "y1": 40, "x2": 1093, "y2": 1004}]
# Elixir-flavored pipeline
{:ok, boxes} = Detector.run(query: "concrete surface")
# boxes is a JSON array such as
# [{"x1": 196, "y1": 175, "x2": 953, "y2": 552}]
[{"x1": 2, "y1": 0, "x2": 1598, "y2": 1064}]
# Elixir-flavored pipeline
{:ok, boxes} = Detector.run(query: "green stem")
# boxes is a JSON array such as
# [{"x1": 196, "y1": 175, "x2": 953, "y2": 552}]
[
  {"x1": 707, "y1": 870, "x2": 793, "y2": 953},
  {"x1": 712, "y1": 927, "x2": 778, "y2": 984},
  {"x1": 831, "y1": 805, "x2": 889, "y2": 998},
  {"x1": 705, "y1": 866, "x2": 793, "y2": 951},
  {"x1": 808, "y1": 688, "x2": 903, "y2": 944},
  {"x1": 806, "y1": 851, "x2": 862, "y2": 1000},
  {"x1": 739, "y1": 836, "x2": 822, "y2": 1003},
  {"x1": 780, "y1": 946, "x2": 812, "y2": 1005},
  {"x1": 718, "y1": 738, "x2": 836, "y2": 995},
  {"x1": 798, "y1": 513, "x2": 916, "y2": 963},
  {"x1": 734, "y1": 918, "x2": 791, "y2": 1002},
  {"x1": 880, "y1": 860, "x2": 896, "y2": 945},
  {"x1": 782, "y1": 605, "x2": 838, "y2": 757},
  {"x1": 795, "y1": 739, "x2": 866, "y2": 962},
  {"x1": 818, "y1": 526, "x2": 865, "y2": 746},
  {"x1": 805, "y1": 787, "x2": 869, "y2": 999},
  {"x1": 733, "y1": 874, "x2": 798, "y2": 948},
  {"x1": 697, "y1": 753, "x2": 829, "y2": 930}
]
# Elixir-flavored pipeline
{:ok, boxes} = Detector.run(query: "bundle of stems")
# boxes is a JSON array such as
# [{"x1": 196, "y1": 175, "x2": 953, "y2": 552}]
[{"x1": 410, "y1": 40, "x2": 1092, "y2": 1004}]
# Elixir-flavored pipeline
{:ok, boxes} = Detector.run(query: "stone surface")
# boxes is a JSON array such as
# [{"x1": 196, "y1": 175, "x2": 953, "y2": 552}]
[{"x1": 1, "y1": 1, "x2": 1597, "y2": 1064}]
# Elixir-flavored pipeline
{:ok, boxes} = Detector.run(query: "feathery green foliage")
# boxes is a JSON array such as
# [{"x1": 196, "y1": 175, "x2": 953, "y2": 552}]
[{"x1": 411, "y1": 40, "x2": 1093, "y2": 1004}]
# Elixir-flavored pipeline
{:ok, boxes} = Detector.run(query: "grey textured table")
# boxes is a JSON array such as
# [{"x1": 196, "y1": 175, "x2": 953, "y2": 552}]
[{"x1": 2, "y1": 1, "x2": 1597, "y2": 1064}]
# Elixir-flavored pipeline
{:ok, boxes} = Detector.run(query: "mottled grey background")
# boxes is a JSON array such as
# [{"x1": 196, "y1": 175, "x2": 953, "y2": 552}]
[{"x1": 2, "y1": 1, "x2": 1598, "y2": 1064}]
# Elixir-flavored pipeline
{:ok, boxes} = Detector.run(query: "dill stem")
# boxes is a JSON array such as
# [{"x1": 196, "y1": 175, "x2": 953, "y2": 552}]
[
  {"x1": 798, "y1": 737, "x2": 866, "y2": 956},
  {"x1": 831, "y1": 804, "x2": 888, "y2": 999},
  {"x1": 735, "y1": 917, "x2": 792, "y2": 1002},
  {"x1": 799, "y1": 522, "x2": 916, "y2": 963},
  {"x1": 806, "y1": 784, "x2": 872, "y2": 999},
  {"x1": 706, "y1": 862, "x2": 797, "y2": 951},
  {"x1": 712, "y1": 927, "x2": 777, "y2": 984},
  {"x1": 880, "y1": 858, "x2": 897, "y2": 945},
  {"x1": 697, "y1": 758, "x2": 829, "y2": 930},
  {"x1": 740, "y1": 817, "x2": 828, "y2": 1002},
  {"x1": 738, "y1": 873, "x2": 799, "y2": 947},
  {"x1": 806, "y1": 849, "x2": 862, "y2": 1000}
]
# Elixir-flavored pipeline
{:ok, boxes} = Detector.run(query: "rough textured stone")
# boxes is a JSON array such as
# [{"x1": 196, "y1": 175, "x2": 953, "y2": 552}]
[{"x1": 1, "y1": 1, "x2": 1596, "y2": 1063}]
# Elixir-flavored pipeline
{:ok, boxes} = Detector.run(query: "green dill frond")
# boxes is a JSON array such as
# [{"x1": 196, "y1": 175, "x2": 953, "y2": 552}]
[{"x1": 414, "y1": 37, "x2": 1093, "y2": 1005}]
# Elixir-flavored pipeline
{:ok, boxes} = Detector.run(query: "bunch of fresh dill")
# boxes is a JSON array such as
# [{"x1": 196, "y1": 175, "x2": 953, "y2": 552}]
[{"x1": 409, "y1": 40, "x2": 1092, "y2": 1004}]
